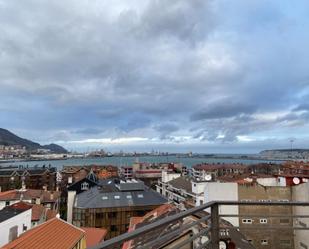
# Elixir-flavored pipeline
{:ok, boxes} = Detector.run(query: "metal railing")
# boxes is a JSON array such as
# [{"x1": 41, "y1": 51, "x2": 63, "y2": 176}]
[{"x1": 89, "y1": 201, "x2": 309, "y2": 249}]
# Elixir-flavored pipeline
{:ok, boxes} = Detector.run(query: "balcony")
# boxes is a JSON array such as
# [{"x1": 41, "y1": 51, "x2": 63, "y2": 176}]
[{"x1": 89, "y1": 201, "x2": 309, "y2": 249}]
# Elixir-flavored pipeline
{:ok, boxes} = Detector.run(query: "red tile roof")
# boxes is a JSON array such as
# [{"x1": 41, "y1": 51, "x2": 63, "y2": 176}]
[
  {"x1": 0, "y1": 190, "x2": 17, "y2": 200},
  {"x1": 122, "y1": 217, "x2": 143, "y2": 249},
  {"x1": 8, "y1": 201, "x2": 53, "y2": 222},
  {"x1": 9, "y1": 201, "x2": 32, "y2": 210},
  {"x1": 81, "y1": 227, "x2": 107, "y2": 248},
  {"x1": 193, "y1": 163, "x2": 247, "y2": 171},
  {"x1": 45, "y1": 209, "x2": 58, "y2": 220},
  {"x1": 2, "y1": 218, "x2": 85, "y2": 249},
  {"x1": 31, "y1": 204, "x2": 45, "y2": 221},
  {"x1": 0, "y1": 189, "x2": 60, "y2": 203},
  {"x1": 122, "y1": 204, "x2": 175, "y2": 249}
]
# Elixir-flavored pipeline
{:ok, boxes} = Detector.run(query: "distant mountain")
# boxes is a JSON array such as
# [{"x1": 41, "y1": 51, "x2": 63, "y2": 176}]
[
  {"x1": 0, "y1": 128, "x2": 67, "y2": 153},
  {"x1": 42, "y1": 143, "x2": 68, "y2": 153},
  {"x1": 260, "y1": 149, "x2": 309, "y2": 154}
]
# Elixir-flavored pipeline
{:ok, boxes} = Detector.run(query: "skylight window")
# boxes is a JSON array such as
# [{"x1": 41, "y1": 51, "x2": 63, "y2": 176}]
[
  {"x1": 81, "y1": 182, "x2": 89, "y2": 190},
  {"x1": 126, "y1": 195, "x2": 132, "y2": 199},
  {"x1": 137, "y1": 194, "x2": 144, "y2": 198},
  {"x1": 102, "y1": 196, "x2": 108, "y2": 200},
  {"x1": 114, "y1": 195, "x2": 120, "y2": 199}
]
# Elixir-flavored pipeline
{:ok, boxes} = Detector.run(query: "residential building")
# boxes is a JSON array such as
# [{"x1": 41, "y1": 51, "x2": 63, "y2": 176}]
[
  {"x1": 61, "y1": 165, "x2": 118, "y2": 186},
  {"x1": 68, "y1": 177, "x2": 167, "y2": 239},
  {"x1": 8, "y1": 201, "x2": 57, "y2": 228},
  {"x1": 247, "y1": 163, "x2": 281, "y2": 175},
  {"x1": 292, "y1": 181, "x2": 309, "y2": 249},
  {"x1": 0, "y1": 204, "x2": 32, "y2": 247},
  {"x1": 157, "y1": 173, "x2": 206, "y2": 209},
  {"x1": 0, "y1": 166, "x2": 57, "y2": 192},
  {"x1": 1, "y1": 218, "x2": 86, "y2": 249},
  {"x1": 120, "y1": 162, "x2": 187, "y2": 188},
  {"x1": 204, "y1": 181, "x2": 294, "y2": 249},
  {"x1": 0, "y1": 188, "x2": 60, "y2": 211},
  {"x1": 120, "y1": 203, "x2": 255, "y2": 249},
  {"x1": 192, "y1": 163, "x2": 247, "y2": 181}
]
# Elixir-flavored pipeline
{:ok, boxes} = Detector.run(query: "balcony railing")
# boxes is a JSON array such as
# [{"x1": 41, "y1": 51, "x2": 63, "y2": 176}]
[{"x1": 89, "y1": 201, "x2": 309, "y2": 249}]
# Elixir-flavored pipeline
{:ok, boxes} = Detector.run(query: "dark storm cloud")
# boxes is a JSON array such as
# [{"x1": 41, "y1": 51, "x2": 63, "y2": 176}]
[
  {"x1": 191, "y1": 100, "x2": 257, "y2": 121},
  {"x1": 1, "y1": 0, "x2": 309, "y2": 152}
]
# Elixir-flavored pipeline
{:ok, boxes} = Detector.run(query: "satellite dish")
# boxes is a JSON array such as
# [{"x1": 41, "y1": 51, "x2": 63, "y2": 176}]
[
  {"x1": 303, "y1": 178, "x2": 309, "y2": 183},
  {"x1": 205, "y1": 175, "x2": 212, "y2": 181},
  {"x1": 293, "y1": 177, "x2": 300, "y2": 185},
  {"x1": 219, "y1": 241, "x2": 227, "y2": 249}
]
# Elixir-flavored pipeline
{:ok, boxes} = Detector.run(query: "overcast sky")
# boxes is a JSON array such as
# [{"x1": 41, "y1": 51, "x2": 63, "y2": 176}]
[{"x1": 1, "y1": 0, "x2": 309, "y2": 153}]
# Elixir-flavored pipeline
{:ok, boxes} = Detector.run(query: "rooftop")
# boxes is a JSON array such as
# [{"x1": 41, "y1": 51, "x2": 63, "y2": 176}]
[
  {"x1": 9, "y1": 201, "x2": 44, "y2": 222},
  {"x1": 122, "y1": 204, "x2": 179, "y2": 249},
  {"x1": 193, "y1": 163, "x2": 247, "y2": 171},
  {"x1": 167, "y1": 176, "x2": 193, "y2": 194},
  {"x1": 0, "y1": 189, "x2": 60, "y2": 203},
  {"x1": 2, "y1": 218, "x2": 85, "y2": 249},
  {"x1": 0, "y1": 167, "x2": 56, "y2": 177},
  {"x1": 75, "y1": 180, "x2": 167, "y2": 208},
  {"x1": 81, "y1": 227, "x2": 107, "y2": 248},
  {"x1": 0, "y1": 205, "x2": 31, "y2": 223}
]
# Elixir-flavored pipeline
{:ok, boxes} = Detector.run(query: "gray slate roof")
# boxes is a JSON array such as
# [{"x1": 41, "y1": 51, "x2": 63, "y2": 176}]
[
  {"x1": 75, "y1": 186, "x2": 167, "y2": 209},
  {"x1": 168, "y1": 176, "x2": 193, "y2": 194},
  {"x1": 0, "y1": 207, "x2": 29, "y2": 223}
]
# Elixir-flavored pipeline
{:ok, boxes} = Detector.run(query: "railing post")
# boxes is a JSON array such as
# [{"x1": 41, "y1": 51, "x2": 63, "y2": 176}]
[{"x1": 211, "y1": 203, "x2": 219, "y2": 249}]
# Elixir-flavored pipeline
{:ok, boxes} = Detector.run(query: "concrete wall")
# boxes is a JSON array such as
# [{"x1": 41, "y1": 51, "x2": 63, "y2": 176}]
[
  {"x1": 255, "y1": 177, "x2": 287, "y2": 187},
  {"x1": 292, "y1": 182, "x2": 309, "y2": 249},
  {"x1": 67, "y1": 190, "x2": 76, "y2": 223},
  {"x1": 0, "y1": 209, "x2": 32, "y2": 247},
  {"x1": 192, "y1": 181, "x2": 207, "y2": 195},
  {"x1": 162, "y1": 171, "x2": 181, "y2": 183},
  {"x1": 204, "y1": 182, "x2": 239, "y2": 226},
  {"x1": 238, "y1": 184, "x2": 293, "y2": 249}
]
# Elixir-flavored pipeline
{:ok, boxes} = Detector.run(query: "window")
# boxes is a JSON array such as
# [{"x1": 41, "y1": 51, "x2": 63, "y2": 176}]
[
  {"x1": 81, "y1": 182, "x2": 89, "y2": 190},
  {"x1": 5, "y1": 201, "x2": 10, "y2": 206},
  {"x1": 280, "y1": 240, "x2": 291, "y2": 246},
  {"x1": 68, "y1": 177, "x2": 73, "y2": 184},
  {"x1": 260, "y1": 218, "x2": 267, "y2": 224},
  {"x1": 102, "y1": 196, "x2": 108, "y2": 200},
  {"x1": 137, "y1": 194, "x2": 144, "y2": 198},
  {"x1": 114, "y1": 195, "x2": 120, "y2": 199},
  {"x1": 126, "y1": 195, "x2": 132, "y2": 199},
  {"x1": 108, "y1": 212, "x2": 117, "y2": 218},
  {"x1": 280, "y1": 218, "x2": 290, "y2": 224},
  {"x1": 242, "y1": 219, "x2": 252, "y2": 224},
  {"x1": 23, "y1": 224, "x2": 27, "y2": 232},
  {"x1": 110, "y1": 225, "x2": 117, "y2": 232},
  {"x1": 95, "y1": 212, "x2": 103, "y2": 220},
  {"x1": 261, "y1": 239, "x2": 268, "y2": 245},
  {"x1": 279, "y1": 199, "x2": 289, "y2": 202},
  {"x1": 8, "y1": 226, "x2": 18, "y2": 242},
  {"x1": 299, "y1": 221, "x2": 307, "y2": 227}
]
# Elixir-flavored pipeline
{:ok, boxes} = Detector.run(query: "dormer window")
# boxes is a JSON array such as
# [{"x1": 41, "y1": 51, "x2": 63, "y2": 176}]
[{"x1": 81, "y1": 182, "x2": 89, "y2": 190}]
